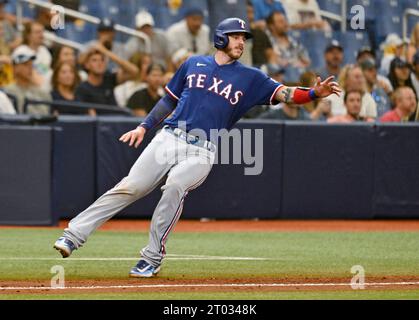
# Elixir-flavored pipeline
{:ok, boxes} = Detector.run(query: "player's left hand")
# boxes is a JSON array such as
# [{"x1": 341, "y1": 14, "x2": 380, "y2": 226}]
[{"x1": 313, "y1": 76, "x2": 342, "y2": 98}]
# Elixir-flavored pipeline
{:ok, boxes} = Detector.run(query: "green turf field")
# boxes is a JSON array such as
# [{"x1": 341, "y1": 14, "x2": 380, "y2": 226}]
[{"x1": 0, "y1": 228, "x2": 418, "y2": 299}]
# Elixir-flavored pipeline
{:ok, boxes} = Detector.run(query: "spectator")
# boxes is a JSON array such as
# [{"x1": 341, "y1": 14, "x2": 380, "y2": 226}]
[
  {"x1": 317, "y1": 64, "x2": 377, "y2": 118},
  {"x1": 328, "y1": 90, "x2": 374, "y2": 123},
  {"x1": 83, "y1": 19, "x2": 126, "y2": 71},
  {"x1": 114, "y1": 52, "x2": 151, "y2": 108},
  {"x1": 316, "y1": 40, "x2": 344, "y2": 80},
  {"x1": 258, "y1": 100, "x2": 311, "y2": 120},
  {"x1": 0, "y1": 0, "x2": 20, "y2": 49},
  {"x1": 43, "y1": 45, "x2": 86, "y2": 93},
  {"x1": 76, "y1": 44, "x2": 139, "y2": 114},
  {"x1": 251, "y1": 0, "x2": 286, "y2": 29},
  {"x1": 360, "y1": 58, "x2": 392, "y2": 118},
  {"x1": 411, "y1": 52, "x2": 419, "y2": 96},
  {"x1": 16, "y1": 21, "x2": 52, "y2": 87},
  {"x1": 124, "y1": 10, "x2": 170, "y2": 70},
  {"x1": 380, "y1": 87, "x2": 417, "y2": 122},
  {"x1": 0, "y1": 89, "x2": 15, "y2": 114},
  {"x1": 246, "y1": 0, "x2": 275, "y2": 67},
  {"x1": 265, "y1": 11, "x2": 310, "y2": 81},
  {"x1": 282, "y1": 0, "x2": 330, "y2": 31},
  {"x1": 299, "y1": 71, "x2": 332, "y2": 120},
  {"x1": 0, "y1": 21, "x2": 13, "y2": 87},
  {"x1": 126, "y1": 63, "x2": 165, "y2": 117},
  {"x1": 379, "y1": 33, "x2": 407, "y2": 76},
  {"x1": 388, "y1": 57, "x2": 417, "y2": 98},
  {"x1": 4, "y1": 46, "x2": 51, "y2": 115},
  {"x1": 50, "y1": 61, "x2": 89, "y2": 115},
  {"x1": 407, "y1": 22, "x2": 419, "y2": 65},
  {"x1": 166, "y1": 7, "x2": 210, "y2": 55},
  {"x1": 356, "y1": 46, "x2": 393, "y2": 95}
]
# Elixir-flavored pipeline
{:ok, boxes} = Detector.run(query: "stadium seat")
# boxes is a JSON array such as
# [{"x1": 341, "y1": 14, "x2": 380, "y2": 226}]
[
  {"x1": 207, "y1": 0, "x2": 248, "y2": 36},
  {"x1": 299, "y1": 30, "x2": 333, "y2": 70},
  {"x1": 56, "y1": 21, "x2": 96, "y2": 44},
  {"x1": 336, "y1": 31, "x2": 371, "y2": 64},
  {"x1": 317, "y1": 0, "x2": 342, "y2": 15}
]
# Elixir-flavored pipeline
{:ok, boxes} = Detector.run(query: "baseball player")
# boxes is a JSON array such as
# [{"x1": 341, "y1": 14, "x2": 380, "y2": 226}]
[{"x1": 54, "y1": 18, "x2": 341, "y2": 278}]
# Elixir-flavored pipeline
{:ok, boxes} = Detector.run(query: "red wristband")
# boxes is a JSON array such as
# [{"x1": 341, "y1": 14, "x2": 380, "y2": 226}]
[{"x1": 293, "y1": 88, "x2": 317, "y2": 104}]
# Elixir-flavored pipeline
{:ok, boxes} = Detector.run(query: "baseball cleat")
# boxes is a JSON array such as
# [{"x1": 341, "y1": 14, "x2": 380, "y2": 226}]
[
  {"x1": 53, "y1": 237, "x2": 76, "y2": 258},
  {"x1": 129, "y1": 259, "x2": 161, "y2": 278}
]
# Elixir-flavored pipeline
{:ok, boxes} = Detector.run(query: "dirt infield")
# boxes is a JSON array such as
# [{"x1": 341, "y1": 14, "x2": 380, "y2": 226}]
[
  {"x1": 69, "y1": 219, "x2": 419, "y2": 232},
  {"x1": 2, "y1": 276, "x2": 419, "y2": 295},
  {"x1": 1, "y1": 219, "x2": 419, "y2": 232}
]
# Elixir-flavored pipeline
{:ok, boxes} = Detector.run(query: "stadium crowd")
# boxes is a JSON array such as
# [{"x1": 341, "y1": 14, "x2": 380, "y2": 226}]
[{"x1": 0, "y1": 0, "x2": 418, "y2": 123}]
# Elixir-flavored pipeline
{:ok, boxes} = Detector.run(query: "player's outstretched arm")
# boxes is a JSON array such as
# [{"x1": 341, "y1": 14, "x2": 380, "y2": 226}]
[{"x1": 275, "y1": 76, "x2": 341, "y2": 104}]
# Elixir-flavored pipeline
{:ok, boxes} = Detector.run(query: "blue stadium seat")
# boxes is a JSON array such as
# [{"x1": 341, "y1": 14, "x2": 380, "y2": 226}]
[
  {"x1": 155, "y1": 0, "x2": 209, "y2": 30},
  {"x1": 317, "y1": 0, "x2": 342, "y2": 15},
  {"x1": 404, "y1": 0, "x2": 419, "y2": 38},
  {"x1": 298, "y1": 30, "x2": 333, "y2": 70},
  {"x1": 56, "y1": 21, "x2": 96, "y2": 44},
  {"x1": 336, "y1": 31, "x2": 371, "y2": 64},
  {"x1": 208, "y1": 0, "x2": 248, "y2": 36}
]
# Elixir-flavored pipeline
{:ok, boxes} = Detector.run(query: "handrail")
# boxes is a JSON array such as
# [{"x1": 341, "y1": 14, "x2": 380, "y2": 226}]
[
  {"x1": 16, "y1": 0, "x2": 151, "y2": 52},
  {"x1": 43, "y1": 31, "x2": 85, "y2": 51},
  {"x1": 23, "y1": 99, "x2": 133, "y2": 116},
  {"x1": 403, "y1": 8, "x2": 419, "y2": 42}
]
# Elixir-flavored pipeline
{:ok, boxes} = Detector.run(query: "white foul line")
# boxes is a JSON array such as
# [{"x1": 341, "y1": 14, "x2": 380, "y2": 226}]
[{"x1": 1, "y1": 282, "x2": 419, "y2": 291}]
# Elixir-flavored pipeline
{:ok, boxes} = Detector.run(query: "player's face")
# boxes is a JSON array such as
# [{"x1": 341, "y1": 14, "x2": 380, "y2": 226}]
[
  {"x1": 225, "y1": 33, "x2": 246, "y2": 60},
  {"x1": 345, "y1": 92, "x2": 362, "y2": 117}
]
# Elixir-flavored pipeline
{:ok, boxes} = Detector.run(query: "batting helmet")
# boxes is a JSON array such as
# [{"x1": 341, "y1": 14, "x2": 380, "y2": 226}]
[{"x1": 213, "y1": 18, "x2": 253, "y2": 49}]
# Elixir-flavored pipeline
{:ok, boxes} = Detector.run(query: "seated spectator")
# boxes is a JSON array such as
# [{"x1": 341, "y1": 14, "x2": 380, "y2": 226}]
[
  {"x1": 317, "y1": 64, "x2": 377, "y2": 118},
  {"x1": 250, "y1": 0, "x2": 287, "y2": 29},
  {"x1": 282, "y1": 0, "x2": 330, "y2": 31},
  {"x1": 76, "y1": 44, "x2": 139, "y2": 114},
  {"x1": 0, "y1": 89, "x2": 15, "y2": 114},
  {"x1": 265, "y1": 11, "x2": 310, "y2": 81},
  {"x1": 411, "y1": 52, "x2": 419, "y2": 97},
  {"x1": 166, "y1": 7, "x2": 210, "y2": 55},
  {"x1": 0, "y1": 0, "x2": 20, "y2": 50},
  {"x1": 380, "y1": 87, "x2": 417, "y2": 122},
  {"x1": 43, "y1": 45, "x2": 86, "y2": 92},
  {"x1": 316, "y1": 40, "x2": 344, "y2": 80},
  {"x1": 360, "y1": 58, "x2": 392, "y2": 118},
  {"x1": 51, "y1": 61, "x2": 90, "y2": 115},
  {"x1": 407, "y1": 22, "x2": 419, "y2": 65},
  {"x1": 0, "y1": 21, "x2": 13, "y2": 87},
  {"x1": 15, "y1": 21, "x2": 52, "y2": 88},
  {"x1": 126, "y1": 63, "x2": 165, "y2": 117},
  {"x1": 124, "y1": 10, "x2": 170, "y2": 70},
  {"x1": 163, "y1": 48, "x2": 192, "y2": 85},
  {"x1": 328, "y1": 90, "x2": 374, "y2": 123},
  {"x1": 379, "y1": 34, "x2": 407, "y2": 76},
  {"x1": 258, "y1": 101, "x2": 311, "y2": 120},
  {"x1": 246, "y1": 0, "x2": 276, "y2": 67},
  {"x1": 356, "y1": 46, "x2": 393, "y2": 95},
  {"x1": 4, "y1": 46, "x2": 51, "y2": 115},
  {"x1": 388, "y1": 57, "x2": 417, "y2": 97},
  {"x1": 82, "y1": 19, "x2": 126, "y2": 71},
  {"x1": 114, "y1": 52, "x2": 151, "y2": 108}
]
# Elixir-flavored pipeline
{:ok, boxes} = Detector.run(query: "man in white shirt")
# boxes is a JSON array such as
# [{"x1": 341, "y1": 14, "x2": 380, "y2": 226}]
[
  {"x1": 282, "y1": 0, "x2": 330, "y2": 31},
  {"x1": 166, "y1": 7, "x2": 210, "y2": 56},
  {"x1": 0, "y1": 90, "x2": 15, "y2": 114}
]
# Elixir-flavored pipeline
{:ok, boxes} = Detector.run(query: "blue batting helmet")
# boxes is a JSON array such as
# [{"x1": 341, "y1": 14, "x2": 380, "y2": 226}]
[{"x1": 213, "y1": 18, "x2": 253, "y2": 49}]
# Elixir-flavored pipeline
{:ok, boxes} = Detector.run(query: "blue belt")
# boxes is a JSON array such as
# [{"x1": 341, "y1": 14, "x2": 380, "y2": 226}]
[{"x1": 164, "y1": 126, "x2": 216, "y2": 152}]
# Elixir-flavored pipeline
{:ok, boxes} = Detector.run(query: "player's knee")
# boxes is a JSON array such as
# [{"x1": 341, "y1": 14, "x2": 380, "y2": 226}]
[
  {"x1": 113, "y1": 178, "x2": 142, "y2": 196},
  {"x1": 162, "y1": 181, "x2": 185, "y2": 196}
]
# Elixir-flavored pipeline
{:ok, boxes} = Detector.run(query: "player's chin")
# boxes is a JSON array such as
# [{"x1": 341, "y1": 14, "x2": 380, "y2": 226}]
[{"x1": 230, "y1": 50, "x2": 243, "y2": 60}]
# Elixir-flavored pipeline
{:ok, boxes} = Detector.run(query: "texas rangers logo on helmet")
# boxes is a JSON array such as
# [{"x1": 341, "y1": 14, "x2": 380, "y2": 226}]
[{"x1": 236, "y1": 18, "x2": 246, "y2": 29}]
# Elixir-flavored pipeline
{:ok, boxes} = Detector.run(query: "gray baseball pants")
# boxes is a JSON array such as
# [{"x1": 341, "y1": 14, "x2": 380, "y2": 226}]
[{"x1": 62, "y1": 127, "x2": 216, "y2": 267}]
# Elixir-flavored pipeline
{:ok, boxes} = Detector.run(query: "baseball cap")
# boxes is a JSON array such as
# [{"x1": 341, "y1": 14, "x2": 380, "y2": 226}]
[
  {"x1": 357, "y1": 46, "x2": 375, "y2": 60},
  {"x1": 136, "y1": 10, "x2": 155, "y2": 29},
  {"x1": 11, "y1": 46, "x2": 36, "y2": 65},
  {"x1": 359, "y1": 58, "x2": 376, "y2": 70},
  {"x1": 325, "y1": 40, "x2": 343, "y2": 53},
  {"x1": 184, "y1": 6, "x2": 204, "y2": 18},
  {"x1": 380, "y1": 33, "x2": 404, "y2": 50},
  {"x1": 97, "y1": 18, "x2": 115, "y2": 32},
  {"x1": 392, "y1": 57, "x2": 410, "y2": 69}
]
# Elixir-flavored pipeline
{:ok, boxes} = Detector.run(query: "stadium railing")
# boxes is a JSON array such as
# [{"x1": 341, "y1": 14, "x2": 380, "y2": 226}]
[{"x1": 403, "y1": 8, "x2": 419, "y2": 41}]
